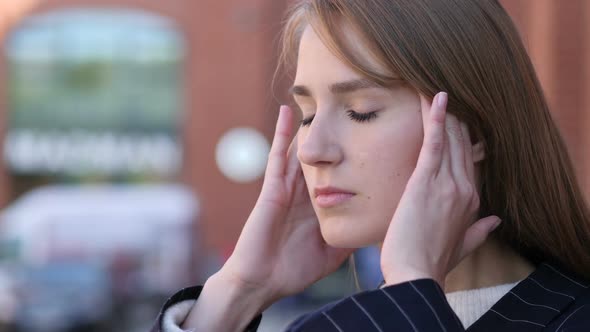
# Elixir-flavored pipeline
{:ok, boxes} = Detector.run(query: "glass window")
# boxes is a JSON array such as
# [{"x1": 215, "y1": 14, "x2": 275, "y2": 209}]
[{"x1": 4, "y1": 8, "x2": 185, "y2": 179}]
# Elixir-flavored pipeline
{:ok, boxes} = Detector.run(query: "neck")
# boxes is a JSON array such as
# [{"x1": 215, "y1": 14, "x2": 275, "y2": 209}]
[{"x1": 443, "y1": 236, "x2": 535, "y2": 293}]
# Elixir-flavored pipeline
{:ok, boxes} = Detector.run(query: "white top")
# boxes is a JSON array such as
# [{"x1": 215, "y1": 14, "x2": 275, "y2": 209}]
[{"x1": 445, "y1": 280, "x2": 521, "y2": 328}]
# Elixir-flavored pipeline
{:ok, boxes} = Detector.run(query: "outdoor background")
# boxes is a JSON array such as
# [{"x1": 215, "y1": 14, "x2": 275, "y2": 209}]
[{"x1": 0, "y1": 0, "x2": 588, "y2": 331}]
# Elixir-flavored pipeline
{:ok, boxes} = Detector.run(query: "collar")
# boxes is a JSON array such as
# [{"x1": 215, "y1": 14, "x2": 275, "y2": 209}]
[{"x1": 467, "y1": 262, "x2": 589, "y2": 331}]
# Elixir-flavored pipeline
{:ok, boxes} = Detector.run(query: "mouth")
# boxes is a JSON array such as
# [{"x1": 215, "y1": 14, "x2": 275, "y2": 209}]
[{"x1": 314, "y1": 186, "x2": 356, "y2": 208}]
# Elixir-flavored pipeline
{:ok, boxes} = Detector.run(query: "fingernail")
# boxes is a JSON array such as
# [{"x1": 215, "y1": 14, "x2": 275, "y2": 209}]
[
  {"x1": 279, "y1": 105, "x2": 288, "y2": 112},
  {"x1": 437, "y1": 92, "x2": 448, "y2": 109},
  {"x1": 491, "y1": 219, "x2": 502, "y2": 231}
]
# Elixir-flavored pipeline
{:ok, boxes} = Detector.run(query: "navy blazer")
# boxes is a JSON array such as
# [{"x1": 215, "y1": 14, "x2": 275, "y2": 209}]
[{"x1": 150, "y1": 262, "x2": 590, "y2": 331}]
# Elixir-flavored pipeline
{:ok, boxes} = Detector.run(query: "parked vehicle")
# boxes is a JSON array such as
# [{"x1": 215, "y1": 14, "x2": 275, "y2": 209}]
[
  {"x1": 14, "y1": 262, "x2": 111, "y2": 332},
  {"x1": 0, "y1": 183, "x2": 200, "y2": 329}
]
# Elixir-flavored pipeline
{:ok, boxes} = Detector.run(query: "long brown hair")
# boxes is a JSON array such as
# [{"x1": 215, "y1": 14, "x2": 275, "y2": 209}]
[{"x1": 277, "y1": 0, "x2": 590, "y2": 279}]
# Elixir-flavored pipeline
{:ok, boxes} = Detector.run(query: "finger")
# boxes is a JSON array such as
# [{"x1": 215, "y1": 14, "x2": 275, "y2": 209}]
[
  {"x1": 416, "y1": 92, "x2": 448, "y2": 176},
  {"x1": 265, "y1": 105, "x2": 295, "y2": 178},
  {"x1": 285, "y1": 131, "x2": 302, "y2": 184},
  {"x1": 420, "y1": 93, "x2": 431, "y2": 133},
  {"x1": 445, "y1": 113, "x2": 466, "y2": 179},
  {"x1": 458, "y1": 216, "x2": 501, "y2": 260},
  {"x1": 461, "y1": 123, "x2": 475, "y2": 184}
]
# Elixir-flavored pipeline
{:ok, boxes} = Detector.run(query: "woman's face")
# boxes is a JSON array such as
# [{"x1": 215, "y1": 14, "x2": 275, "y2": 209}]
[{"x1": 293, "y1": 26, "x2": 424, "y2": 248}]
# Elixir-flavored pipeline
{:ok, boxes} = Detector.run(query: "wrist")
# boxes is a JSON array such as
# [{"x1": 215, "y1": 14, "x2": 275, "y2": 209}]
[
  {"x1": 180, "y1": 272, "x2": 271, "y2": 332},
  {"x1": 210, "y1": 270, "x2": 276, "y2": 310}
]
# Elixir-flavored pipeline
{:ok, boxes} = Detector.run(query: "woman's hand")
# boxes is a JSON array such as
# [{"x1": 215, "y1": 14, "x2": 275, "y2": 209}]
[
  {"x1": 182, "y1": 105, "x2": 352, "y2": 331},
  {"x1": 217, "y1": 105, "x2": 354, "y2": 307},
  {"x1": 380, "y1": 92, "x2": 501, "y2": 288}
]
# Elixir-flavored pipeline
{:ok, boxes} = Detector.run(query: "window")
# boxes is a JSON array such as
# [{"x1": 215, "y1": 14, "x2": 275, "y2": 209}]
[{"x1": 4, "y1": 8, "x2": 185, "y2": 179}]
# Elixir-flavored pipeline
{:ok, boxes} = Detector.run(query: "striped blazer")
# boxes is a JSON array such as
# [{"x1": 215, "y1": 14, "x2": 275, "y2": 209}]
[{"x1": 150, "y1": 262, "x2": 590, "y2": 331}]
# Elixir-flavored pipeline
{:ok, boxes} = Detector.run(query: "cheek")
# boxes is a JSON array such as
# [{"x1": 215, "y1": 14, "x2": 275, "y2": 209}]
[
  {"x1": 356, "y1": 122, "x2": 423, "y2": 227},
  {"x1": 362, "y1": 122, "x2": 422, "y2": 188},
  {"x1": 366, "y1": 144, "x2": 419, "y2": 200}
]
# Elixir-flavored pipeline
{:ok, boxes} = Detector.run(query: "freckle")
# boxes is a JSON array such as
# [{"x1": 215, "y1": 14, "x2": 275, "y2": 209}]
[
  {"x1": 396, "y1": 173, "x2": 400, "y2": 177},
  {"x1": 367, "y1": 196, "x2": 371, "y2": 200}
]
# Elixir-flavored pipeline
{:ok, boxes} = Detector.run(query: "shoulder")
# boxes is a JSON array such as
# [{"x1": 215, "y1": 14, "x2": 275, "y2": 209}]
[
  {"x1": 284, "y1": 297, "x2": 343, "y2": 331},
  {"x1": 285, "y1": 279, "x2": 462, "y2": 332},
  {"x1": 539, "y1": 263, "x2": 590, "y2": 331},
  {"x1": 545, "y1": 290, "x2": 590, "y2": 331}
]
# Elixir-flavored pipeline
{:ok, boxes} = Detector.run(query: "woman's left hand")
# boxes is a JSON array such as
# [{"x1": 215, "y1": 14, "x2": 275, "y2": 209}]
[{"x1": 380, "y1": 92, "x2": 501, "y2": 288}]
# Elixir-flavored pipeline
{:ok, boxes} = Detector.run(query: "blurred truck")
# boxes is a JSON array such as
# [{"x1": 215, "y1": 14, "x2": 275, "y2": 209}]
[{"x1": 0, "y1": 183, "x2": 200, "y2": 331}]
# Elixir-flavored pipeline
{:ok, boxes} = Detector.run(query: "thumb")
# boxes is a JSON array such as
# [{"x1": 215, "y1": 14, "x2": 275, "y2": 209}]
[{"x1": 458, "y1": 216, "x2": 501, "y2": 260}]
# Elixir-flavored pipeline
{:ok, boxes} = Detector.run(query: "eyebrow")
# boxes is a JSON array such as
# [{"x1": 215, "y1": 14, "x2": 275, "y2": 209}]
[{"x1": 290, "y1": 78, "x2": 385, "y2": 97}]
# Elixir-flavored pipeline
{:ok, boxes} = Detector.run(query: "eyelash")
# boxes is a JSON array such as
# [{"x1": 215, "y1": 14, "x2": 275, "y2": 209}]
[{"x1": 300, "y1": 110, "x2": 378, "y2": 127}]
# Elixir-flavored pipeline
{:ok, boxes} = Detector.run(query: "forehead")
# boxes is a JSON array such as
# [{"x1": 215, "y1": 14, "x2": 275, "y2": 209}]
[{"x1": 295, "y1": 24, "x2": 389, "y2": 84}]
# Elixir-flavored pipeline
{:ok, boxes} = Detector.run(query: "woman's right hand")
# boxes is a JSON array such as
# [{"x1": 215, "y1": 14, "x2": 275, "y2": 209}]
[
  {"x1": 182, "y1": 106, "x2": 353, "y2": 331},
  {"x1": 217, "y1": 105, "x2": 354, "y2": 307},
  {"x1": 181, "y1": 105, "x2": 353, "y2": 331}
]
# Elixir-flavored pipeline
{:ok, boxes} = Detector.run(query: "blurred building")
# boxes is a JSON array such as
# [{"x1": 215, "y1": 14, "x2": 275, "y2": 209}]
[
  {"x1": 0, "y1": 0, "x2": 587, "y2": 267},
  {"x1": 502, "y1": 0, "x2": 590, "y2": 190},
  {"x1": 0, "y1": 0, "x2": 290, "y2": 269}
]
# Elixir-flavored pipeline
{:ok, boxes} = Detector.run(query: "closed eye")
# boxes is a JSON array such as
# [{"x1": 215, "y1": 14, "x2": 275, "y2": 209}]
[
  {"x1": 347, "y1": 110, "x2": 378, "y2": 122},
  {"x1": 300, "y1": 110, "x2": 378, "y2": 127},
  {"x1": 300, "y1": 114, "x2": 315, "y2": 127}
]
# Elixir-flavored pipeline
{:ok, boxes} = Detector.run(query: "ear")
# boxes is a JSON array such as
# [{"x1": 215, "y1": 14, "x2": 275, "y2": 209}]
[{"x1": 472, "y1": 142, "x2": 485, "y2": 163}]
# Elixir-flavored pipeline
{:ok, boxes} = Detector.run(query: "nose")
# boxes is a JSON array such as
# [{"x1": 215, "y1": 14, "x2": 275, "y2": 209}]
[{"x1": 297, "y1": 113, "x2": 343, "y2": 167}]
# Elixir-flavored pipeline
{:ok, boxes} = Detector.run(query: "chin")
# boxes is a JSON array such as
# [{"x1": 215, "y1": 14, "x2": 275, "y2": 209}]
[{"x1": 318, "y1": 217, "x2": 382, "y2": 248}]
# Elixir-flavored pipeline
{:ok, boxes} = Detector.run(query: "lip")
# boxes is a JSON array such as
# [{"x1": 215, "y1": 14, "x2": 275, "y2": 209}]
[{"x1": 314, "y1": 186, "x2": 355, "y2": 208}]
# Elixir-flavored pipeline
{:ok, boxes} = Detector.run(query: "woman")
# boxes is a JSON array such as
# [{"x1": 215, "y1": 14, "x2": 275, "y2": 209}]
[{"x1": 152, "y1": 0, "x2": 590, "y2": 331}]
